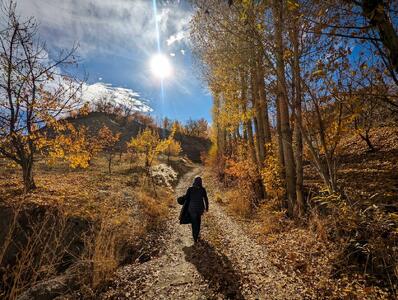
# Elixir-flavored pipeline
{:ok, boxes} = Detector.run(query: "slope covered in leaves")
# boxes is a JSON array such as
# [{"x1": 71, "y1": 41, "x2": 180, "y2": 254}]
[{"x1": 66, "y1": 112, "x2": 211, "y2": 163}]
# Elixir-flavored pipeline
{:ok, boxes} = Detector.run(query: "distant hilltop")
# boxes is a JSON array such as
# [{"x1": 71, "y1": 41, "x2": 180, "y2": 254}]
[{"x1": 66, "y1": 111, "x2": 211, "y2": 163}]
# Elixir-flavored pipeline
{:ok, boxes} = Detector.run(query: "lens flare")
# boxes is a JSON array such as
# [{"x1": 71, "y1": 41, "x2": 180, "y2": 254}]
[{"x1": 150, "y1": 53, "x2": 172, "y2": 79}]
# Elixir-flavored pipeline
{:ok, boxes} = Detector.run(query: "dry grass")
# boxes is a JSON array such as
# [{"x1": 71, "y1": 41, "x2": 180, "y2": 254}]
[
  {"x1": 304, "y1": 126, "x2": 398, "y2": 206},
  {"x1": 224, "y1": 189, "x2": 252, "y2": 217},
  {"x1": 0, "y1": 154, "x2": 180, "y2": 299},
  {"x1": 136, "y1": 188, "x2": 173, "y2": 230},
  {"x1": 83, "y1": 219, "x2": 118, "y2": 289},
  {"x1": 308, "y1": 210, "x2": 328, "y2": 241},
  {"x1": 0, "y1": 154, "x2": 172, "y2": 230},
  {"x1": 203, "y1": 170, "x2": 252, "y2": 218},
  {"x1": 0, "y1": 206, "x2": 71, "y2": 299},
  {"x1": 203, "y1": 161, "x2": 395, "y2": 299},
  {"x1": 253, "y1": 200, "x2": 291, "y2": 236}
]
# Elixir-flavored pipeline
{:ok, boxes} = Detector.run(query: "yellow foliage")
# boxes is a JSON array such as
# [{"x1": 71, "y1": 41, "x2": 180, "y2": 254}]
[
  {"x1": 47, "y1": 124, "x2": 99, "y2": 169},
  {"x1": 224, "y1": 188, "x2": 252, "y2": 217},
  {"x1": 127, "y1": 128, "x2": 165, "y2": 167},
  {"x1": 255, "y1": 200, "x2": 289, "y2": 235},
  {"x1": 225, "y1": 143, "x2": 261, "y2": 211},
  {"x1": 98, "y1": 126, "x2": 120, "y2": 151},
  {"x1": 311, "y1": 69, "x2": 326, "y2": 77},
  {"x1": 161, "y1": 125, "x2": 182, "y2": 159},
  {"x1": 78, "y1": 102, "x2": 91, "y2": 116},
  {"x1": 262, "y1": 143, "x2": 285, "y2": 200},
  {"x1": 164, "y1": 139, "x2": 182, "y2": 158},
  {"x1": 206, "y1": 143, "x2": 219, "y2": 167},
  {"x1": 287, "y1": 0, "x2": 300, "y2": 11}
]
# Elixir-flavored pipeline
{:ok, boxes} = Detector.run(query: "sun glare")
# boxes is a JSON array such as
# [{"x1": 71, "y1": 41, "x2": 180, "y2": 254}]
[{"x1": 150, "y1": 54, "x2": 172, "y2": 79}]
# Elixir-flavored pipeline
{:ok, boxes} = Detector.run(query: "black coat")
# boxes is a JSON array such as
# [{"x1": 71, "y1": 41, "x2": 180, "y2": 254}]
[
  {"x1": 179, "y1": 193, "x2": 190, "y2": 224},
  {"x1": 187, "y1": 186, "x2": 209, "y2": 215},
  {"x1": 179, "y1": 186, "x2": 209, "y2": 224}
]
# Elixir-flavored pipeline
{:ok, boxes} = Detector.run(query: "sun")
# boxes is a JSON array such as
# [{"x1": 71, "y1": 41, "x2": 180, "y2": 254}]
[{"x1": 150, "y1": 53, "x2": 172, "y2": 79}]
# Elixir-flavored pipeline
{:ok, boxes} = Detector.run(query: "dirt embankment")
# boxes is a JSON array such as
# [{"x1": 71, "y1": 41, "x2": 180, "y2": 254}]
[{"x1": 0, "y1": 155, "x2": 194, "y2": 299}]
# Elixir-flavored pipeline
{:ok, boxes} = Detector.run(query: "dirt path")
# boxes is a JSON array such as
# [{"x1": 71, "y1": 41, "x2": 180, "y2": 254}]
[{"x1": 100, "y1": 167, "x2": 311, "y2": 299}]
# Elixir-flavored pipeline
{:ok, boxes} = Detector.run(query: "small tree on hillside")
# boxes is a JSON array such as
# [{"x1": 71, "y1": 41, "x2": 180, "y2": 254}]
[
  {"x1": 132, "y1": 112, "x2": 156, "y2": 128},
  {"x1": 0, "y1": 2, "x2": 81, "y2": 192},
  {"x1": 162, "y1": 125, "x2": 182, "y2": 164},
  {"x1": 127, "y1": 128, "x2": 163, "y2": 169},
  {"x1": 184, "y1": 118, "x2": 209, "y2": 138},
  {"x1": 98, "y1": 126, "x2": 120, "y2": 174},
  {"x1": 165, "y1": 139, "x2": 182, "y2": 164},
  {"x1": 86, "y1": 129, "x2": 102, "y2": 165},
  {"x1": 126, "y1": 142, "x2": 138, "y2": 170},
  {"x1": 345, "y1": 88, "x2": 383, "y2": 152},
  {"x1": 47, "y1": 124, "x2": 100, "y2": 169},
  {"x1": 171, "y1": 120, "x2": 185, "y2": 135},
  {"x1": 162, "y1": 117, "x2": 172, "y2": 131},
  {"x1": 127, "y1": 128, "x2": 169, "y2": 196}
]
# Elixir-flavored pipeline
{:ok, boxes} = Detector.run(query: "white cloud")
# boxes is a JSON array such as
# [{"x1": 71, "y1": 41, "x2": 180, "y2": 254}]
[
  {"x1": 167, "y1": 30, "x2": 187, "y2": 46},
  {"x1": 13, "y1": 0, "x2": 204, "y2": 112},
  {"x1": 166, "y1": 9, "x2": 191, "y2": 48},
  {"x1": 15, "y1": 0, "x2": 192, "y2": 58},
  {"x1": 82, "y1": 82, "x2": 152, "y2": 113}
]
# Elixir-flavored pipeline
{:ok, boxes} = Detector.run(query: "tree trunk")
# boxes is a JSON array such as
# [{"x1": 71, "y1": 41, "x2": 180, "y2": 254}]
[
  {"x1": 145, "y1": 148, "x2": 150, "y2": 168},
  {"x1": 313, "y1": 98, "x2": 339, "y2": 193},
  {"x1": 253, "y1": 116, "x2": 261, "y2": 166},
  {"x1": 108, "y1": 155, "x2": 112, "y2": 174},
  {"x1": 291, "y1": 9, "x2": 304, "y2": 218},
  {"x1": 241, "y1": 74, "x2": 258, "y2": 166},
  {"x1": 256, "y1": 51, "x2": 272, "y2": 144},
  {"x1": 227, "y1": 131, "x2": 233, "y2": 156},
  {"x1": 219, "y1": 128, "x2": 227, "y2": 179},
  {"x1": 273, "y1": 0, "x2": 297, "y2": 217},
  {"x1": 359, "y1": 131, "x2": 376, "y2": 152},
  {"x1": 251, "y1": 66, "x2": 265, "y2": 167},
  {"x1": 276, "y1": 95, "x2": 285, "y2": 179},
  {"x1": 360, "y1": 0, "x2": 398, "y2": 72},
  {"x1": 22, "y1": 158, "x2": 36, "y2": 193},
  {"x1": 246, "y1": 119, "x2": 258, "y2": 167},
  {"x1": 299, "y1": 121, "x2": 338, "y2": 194},
  {"x1": 214, "y1": 94, "x2": 226, "y2": 179},
  {"x1": 242, "y1": 77, "x2": 266, "y2": 201},
  {"x1": 235, "y1": 126, "x2": 241, "y2": 140},
  {"x1": 243, "y1": 124, "x2": 248, "y2": 142}
]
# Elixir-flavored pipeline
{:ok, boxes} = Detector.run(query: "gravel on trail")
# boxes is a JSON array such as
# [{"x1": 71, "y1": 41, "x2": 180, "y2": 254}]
[{"x1": 99, "y1": 167, "x2": 313, "y2": 299}]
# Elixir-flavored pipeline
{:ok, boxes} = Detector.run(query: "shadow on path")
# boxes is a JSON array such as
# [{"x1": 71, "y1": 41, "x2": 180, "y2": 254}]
[{"x1": 183, "y1": 240, "x2": 244, "y2": 299}]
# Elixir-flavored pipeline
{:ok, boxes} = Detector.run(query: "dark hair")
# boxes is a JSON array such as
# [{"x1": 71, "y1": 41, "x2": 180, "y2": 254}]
[{"x1": 193, "y1": 176, "x2": 202, "y2": 187}]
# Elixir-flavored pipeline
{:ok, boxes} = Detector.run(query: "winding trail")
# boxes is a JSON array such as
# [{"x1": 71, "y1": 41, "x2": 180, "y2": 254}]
[{"x1": 100, "y1": 167, "x2": 311, "y2": 299}]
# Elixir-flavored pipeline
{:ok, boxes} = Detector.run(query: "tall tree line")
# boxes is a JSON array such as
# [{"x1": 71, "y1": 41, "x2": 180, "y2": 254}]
[{"x1": 191, "y1": 0, "x2": 397, "y2": 218}]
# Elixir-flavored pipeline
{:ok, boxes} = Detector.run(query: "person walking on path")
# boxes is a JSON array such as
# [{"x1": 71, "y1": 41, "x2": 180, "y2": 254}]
[{"x1": 182, "y1": 176, "x2": 209, "y2": 243}]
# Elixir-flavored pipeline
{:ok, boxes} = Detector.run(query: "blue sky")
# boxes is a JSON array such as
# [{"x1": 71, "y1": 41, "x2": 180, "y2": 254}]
[{"x1": 17, "y1": 0, "x2": 212, "y2": 123}]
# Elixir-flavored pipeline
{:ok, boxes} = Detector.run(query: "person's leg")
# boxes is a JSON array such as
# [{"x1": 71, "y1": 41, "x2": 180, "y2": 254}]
[
  {"x1": 196, "y1": 214, "x2": 202, "y2": 240},
  {"x1": 191, "y1": 214, "x2": 200, "y2": 242}
]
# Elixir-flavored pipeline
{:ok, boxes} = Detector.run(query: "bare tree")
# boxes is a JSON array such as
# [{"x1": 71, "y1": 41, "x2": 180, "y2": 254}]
[{"x1": 0, "y1": 1, "x2": 81, "y2": 192}]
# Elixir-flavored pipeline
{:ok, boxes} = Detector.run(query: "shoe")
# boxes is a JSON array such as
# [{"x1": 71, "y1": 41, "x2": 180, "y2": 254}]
[{"x1": 194, "y1": 237, "x2": 203, "y2": 245}]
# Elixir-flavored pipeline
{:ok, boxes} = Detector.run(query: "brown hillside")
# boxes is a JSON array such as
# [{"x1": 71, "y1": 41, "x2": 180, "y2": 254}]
[
  {"x1": 304, "y1": 126, "x2": 398, "y2": 208},
  {"x1": 66, "y1": 112, "x2": 211, "y2": 163}
]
